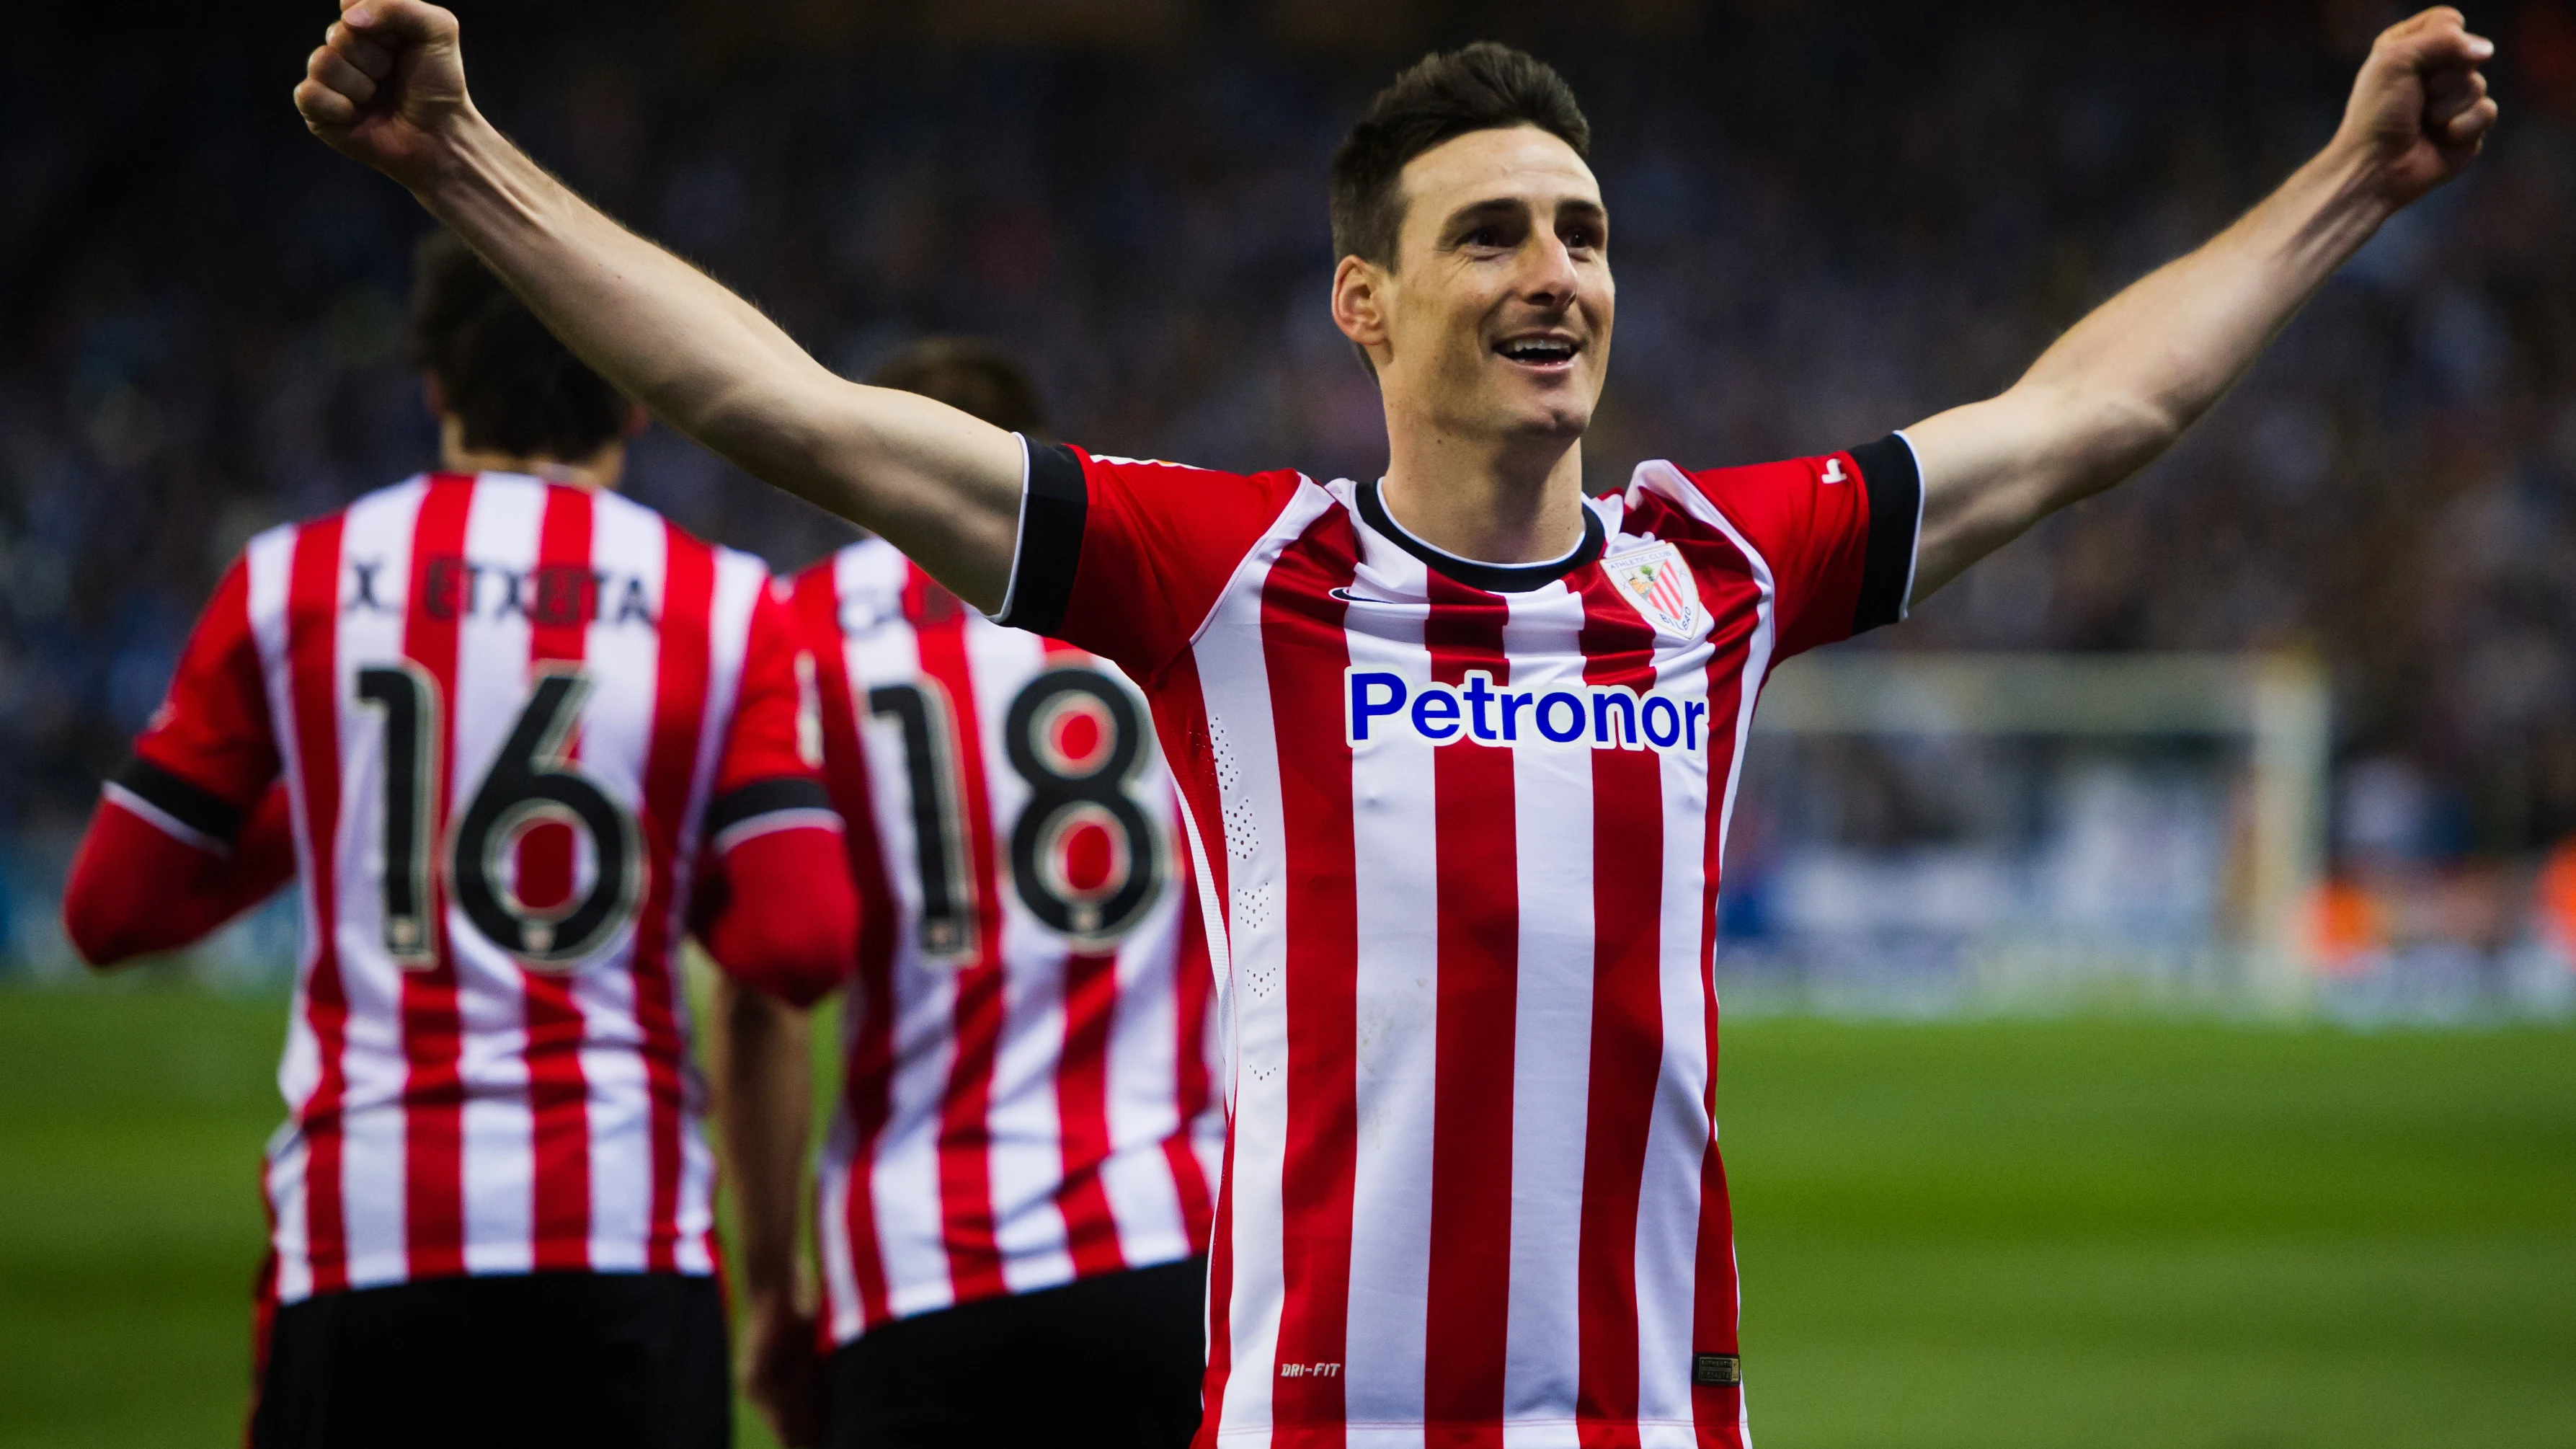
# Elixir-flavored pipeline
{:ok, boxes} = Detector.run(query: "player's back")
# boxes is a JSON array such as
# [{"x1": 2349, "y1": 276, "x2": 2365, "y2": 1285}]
[
  {"x1": 227, "y1": 470, "x2": 790, "y2": 1300},
  {"x1": 789, "y1": 536, "x2": 1222, "y2": 1341}
]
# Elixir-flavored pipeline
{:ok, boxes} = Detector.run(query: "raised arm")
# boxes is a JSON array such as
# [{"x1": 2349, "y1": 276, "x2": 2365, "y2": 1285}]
[
  {"x1": 293, "y1": 0, "x2": 1023, "y2": 610},
  {"x1": 1903, "y1": 7, "x2": 2497, "y2": 601}
]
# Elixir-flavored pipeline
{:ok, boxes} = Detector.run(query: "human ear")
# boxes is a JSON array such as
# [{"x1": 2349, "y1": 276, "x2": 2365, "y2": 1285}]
[
  {"x1": 1331, "y1": 254, "x2": 1391, "y2": 358},
  {"x1": 422, "y1": 373, "x2": 450, "y2": 422}
]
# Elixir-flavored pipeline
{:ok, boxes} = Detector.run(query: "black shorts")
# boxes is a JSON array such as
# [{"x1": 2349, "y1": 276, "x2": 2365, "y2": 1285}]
[
  {"x1": 250, "y1": 1270, "x2": 729, "y2": 1449},
  {"x1": 825, "y1": 1256, "x2": 1207, "y2": 1449}
]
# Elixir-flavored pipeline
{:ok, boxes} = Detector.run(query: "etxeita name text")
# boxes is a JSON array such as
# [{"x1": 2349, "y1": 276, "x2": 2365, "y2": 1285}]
[{"x1": 345, "y1": 554, "x2": 659, "y2": 629}]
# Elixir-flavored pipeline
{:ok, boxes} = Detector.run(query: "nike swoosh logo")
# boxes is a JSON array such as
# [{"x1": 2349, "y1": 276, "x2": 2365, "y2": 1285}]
[{"x1": 1328, "y1": 587, "x2": 1411, "y2": 606}]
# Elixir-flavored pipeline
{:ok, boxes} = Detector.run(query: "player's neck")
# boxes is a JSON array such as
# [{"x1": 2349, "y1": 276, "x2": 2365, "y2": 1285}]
[
  {"x1": 438, "y1": 424, "x2": 625, "y2": 491},
  {"x1": 1377, "y1": 425, "x2": 1586, "y2": 566}
]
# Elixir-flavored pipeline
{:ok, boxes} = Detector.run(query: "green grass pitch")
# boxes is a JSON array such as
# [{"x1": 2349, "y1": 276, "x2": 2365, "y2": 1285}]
[{"x1": 0, "y1": 983, "x2": 2568, "y2": 1448}]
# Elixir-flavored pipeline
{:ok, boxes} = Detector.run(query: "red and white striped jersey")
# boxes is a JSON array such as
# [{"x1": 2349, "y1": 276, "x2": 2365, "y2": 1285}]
[
  {"x1": 790, "y1": 538, "x2": 1221, "y2": 1344},
  {"x1": 117, "y1": 471, "x2": 835, "y2": 1305},
  {"x1": 995, "y1": 437, "x2": 1922, "y2": 1448}
]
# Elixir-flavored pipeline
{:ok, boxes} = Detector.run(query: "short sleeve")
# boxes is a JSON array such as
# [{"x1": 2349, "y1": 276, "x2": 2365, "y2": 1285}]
[
  {"x1": 705, "y1": 579, "x2": 839, "y2": 853},
  {"x1": 1686, "y1": 433, "x2": 1922, "y2": 661},
  {"x1": 991, "y1": 438, "x2": 1306, "y2": 678},
  {"x1": 115, "y1": 554, "x2": 280, "y2": 851}
]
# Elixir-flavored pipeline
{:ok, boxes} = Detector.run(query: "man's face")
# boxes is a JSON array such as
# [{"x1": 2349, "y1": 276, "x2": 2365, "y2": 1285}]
[{"x1": 1358, "y1": 125, "x2": 1614, "y2": 447}]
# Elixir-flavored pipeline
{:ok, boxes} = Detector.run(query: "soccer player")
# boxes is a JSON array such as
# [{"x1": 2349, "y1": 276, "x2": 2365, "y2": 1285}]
[
  {"x1": 720, "y1": 338, "x2": 1220, "y2": 1448},
  {"x1": 59, "y1": 229, "x2": 858, "y2": 1449},
  {"x1": 295, "y1": 8, "x2": 2495, "y2": 1444}
]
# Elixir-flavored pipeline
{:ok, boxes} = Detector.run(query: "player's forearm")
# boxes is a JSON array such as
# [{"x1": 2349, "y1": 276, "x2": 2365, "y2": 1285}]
[
  {"x1": 417, "y1": 115, "x2": 840, "y2": 482},
  {"x1": 1908, "y1": 10, "x2": 2493, "y2": 601},
  {"x1": 2017, "y1": 138, "x2": 2391, "y2": 489},
  {"x1": 712, "y1": 976, "x2": 814, "y2": 1308},
  {"x1": 1908, "y1": 142, "x2": 2394, "y2": 598},
  {"x1": 301, "y1": 2, "x2": 1031, "y2": 611},
  {"x1": 417, "y1": 115, "x2": 1020, "y2": 606}
]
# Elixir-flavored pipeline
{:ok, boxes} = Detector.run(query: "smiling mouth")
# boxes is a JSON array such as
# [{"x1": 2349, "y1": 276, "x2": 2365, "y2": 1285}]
[{"x1": 1496, "y1": 336, "x2": 1579, "y2": 368}]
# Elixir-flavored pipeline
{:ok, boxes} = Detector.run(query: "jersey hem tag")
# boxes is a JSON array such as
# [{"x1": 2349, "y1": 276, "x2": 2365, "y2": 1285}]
[{"x1": 1691, "y1": 1353, "x2": 1742, "y2": 1387}]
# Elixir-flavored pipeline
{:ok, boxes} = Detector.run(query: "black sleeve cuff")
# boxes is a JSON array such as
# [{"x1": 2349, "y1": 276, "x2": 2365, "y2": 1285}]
[
  {"x1": 1847, "y1": 433, "x2": 1922, "y2": 635},
  {"x1": 112, "y1": 757, "x2": 247, "y2": 846},
  {"x1": 706, "y1": 776, "x2": 835, "y2": 841},
  {"x1": 993, "y1": 440, "x2": 1089, "y2": 637}
]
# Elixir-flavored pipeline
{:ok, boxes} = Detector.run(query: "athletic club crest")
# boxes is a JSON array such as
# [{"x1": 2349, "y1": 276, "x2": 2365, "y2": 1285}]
[{"x1": 1607, "y1": 542, "x2": 1700, "y2": 634}]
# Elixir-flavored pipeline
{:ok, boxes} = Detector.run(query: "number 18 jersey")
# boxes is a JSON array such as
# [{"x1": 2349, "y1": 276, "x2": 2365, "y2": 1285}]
[
  {"x1": 120, "y1": 471, "x2": 833, "y2": 1303},
  {"x1": 791, "y1": 538, "x2": 1222, "y2": 1345}
]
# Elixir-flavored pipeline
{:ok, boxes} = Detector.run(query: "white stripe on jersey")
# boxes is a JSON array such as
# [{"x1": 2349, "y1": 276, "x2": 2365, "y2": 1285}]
[
  {"x1": 974, "y1": 621, "x2": 1081, "y2": 1293},
  {"x1": 665, "y1": 546, "x2": 768, "y2": 1277},
  {"x1": 1498, "y1": 584, "x2": 1597, "y2": 1423},
  {"x1": 327, "y1": 479, "x2": 431, "y2": 1291},
  {"x1": 1639, "y1": 461, "x2": 1776, "y2": 1441},
  {"x1": 572, "y1": 493, "x2": 666, "y2": 1271},
  {"x1": 450, "y1": 479, "x2": 545, "y2": 1277},
  {"x1": 247, "y1": 518, "x2": 320, "y2": 1304},
  {"x1": 1186, "y1": 482, "x2": 1343, "y2": 1438},
  {"x1": 1337, "y1": 541, "x2": 1437, "y2": 1430}
]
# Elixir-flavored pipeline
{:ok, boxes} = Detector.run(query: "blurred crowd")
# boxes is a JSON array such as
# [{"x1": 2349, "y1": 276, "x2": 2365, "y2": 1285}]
[{"x1": 6, "y1": 1, "x2": 2575, "y2": 957}]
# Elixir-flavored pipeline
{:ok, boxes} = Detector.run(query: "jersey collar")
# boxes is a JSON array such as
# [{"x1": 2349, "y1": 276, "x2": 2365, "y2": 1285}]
[{"x1": 1353, "y1": 479, "x2": 1607, "y2": 595}]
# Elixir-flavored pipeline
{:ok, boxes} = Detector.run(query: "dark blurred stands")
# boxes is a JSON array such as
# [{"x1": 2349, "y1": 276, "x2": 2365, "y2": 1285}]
[{"x1": 5, "y1": 0, "x2": 2575, "y2": 962}]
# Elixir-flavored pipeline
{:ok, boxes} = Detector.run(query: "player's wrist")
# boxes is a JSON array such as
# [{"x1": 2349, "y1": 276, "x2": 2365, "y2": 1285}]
[
  {"x1": 2344, "y1": 146, "x2": 2409, "y2": 230},
  {"x1": 405, "y1": 101, "x2": 507, "y2": 205},
  {"x1": 2290, "y1": 132, "x2": 2403, "y2": 244}
]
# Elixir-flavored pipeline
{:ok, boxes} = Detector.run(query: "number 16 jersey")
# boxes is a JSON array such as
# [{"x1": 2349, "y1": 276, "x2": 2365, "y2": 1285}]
[
  {"x1": 791, "y1": 538, "x2": 1222, "y2": 1346},
  {"x1": 120, "y1": 471, "x2": 836, "y2": 1303}
]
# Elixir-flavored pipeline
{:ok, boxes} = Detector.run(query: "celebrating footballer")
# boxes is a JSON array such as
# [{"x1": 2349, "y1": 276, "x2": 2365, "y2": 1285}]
[{"x1": 295, "y1": 4, "x2": 2495, "y2": 1445}]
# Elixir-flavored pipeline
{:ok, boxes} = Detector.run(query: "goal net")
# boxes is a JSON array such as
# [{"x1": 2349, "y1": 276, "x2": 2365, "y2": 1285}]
[{"x1": 1715, "y1": 652, "x2": 2329, "y2": 1016}]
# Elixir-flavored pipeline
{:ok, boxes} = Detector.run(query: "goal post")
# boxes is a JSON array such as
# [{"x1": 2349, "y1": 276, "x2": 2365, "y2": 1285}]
[{"x1": 1742, "y1": 651, "x2": 2331, "y2": 1011}]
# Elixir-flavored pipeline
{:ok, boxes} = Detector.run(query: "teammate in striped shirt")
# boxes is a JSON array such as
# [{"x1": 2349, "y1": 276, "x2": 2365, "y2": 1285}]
[
  {"x1": 61, "y1": 231, "x2": 857, "y2": 1448},
  {"x1": 721, "y1": 340, "x2": 1220, "y2": 1448},
  {"x1": 298, "y1": 9, "x2": 2496, "y2": 1443}
]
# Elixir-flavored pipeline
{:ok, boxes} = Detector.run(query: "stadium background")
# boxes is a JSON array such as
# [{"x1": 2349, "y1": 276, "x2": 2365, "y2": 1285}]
[{"x1": 1, "y1": 1, "x2": 2569, "y2": 1445}]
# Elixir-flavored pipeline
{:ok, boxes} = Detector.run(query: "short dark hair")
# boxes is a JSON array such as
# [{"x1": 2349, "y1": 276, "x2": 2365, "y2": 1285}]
[
  {"x1": 866, "y1": 337, "x2": 1051, "y2": 437},
  {"x1": 1329, "y1": 43, "x2": 1591, "y2": 270},
  {"x1": 408, "y1": 229, "x2": 629, "y2": 462}
]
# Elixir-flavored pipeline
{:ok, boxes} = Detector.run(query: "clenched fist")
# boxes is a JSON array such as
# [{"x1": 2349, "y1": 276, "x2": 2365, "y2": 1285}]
[
  {"x1": 293, "y1": 0, "x2": 474, "y2": 190},
  {"x1": 2337, "y1": 6, "x2": 2500, "y2": 209}
]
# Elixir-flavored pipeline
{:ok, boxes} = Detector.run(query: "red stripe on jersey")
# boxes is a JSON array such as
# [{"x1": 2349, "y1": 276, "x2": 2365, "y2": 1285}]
[
  {"x1": 796, "y1": 567, "x2": 901, "y2": 1329},
  {"x1": 1689, "y1": 1120, "x2": 1745, "y2": 1439},
  {"x1": 523, "y1": 486, "x2": 595, "y2": 1271},
  {"x1": 1150, "y1": 646, "x2": 1232, "y2": 960},
  {"x1": 1261, "y1": 509, "x2": 1364, "y2": 1430},
  {"x1": 1164, "y1": 872, "x2": 1215, "y2": 1256},
  {"x1": 634, "y1": 526, "x2": 715, "y2": 1271},
  {"x1": 1573, "y1": 570, "x2": 1666, "y2": 1432},
  {"x1": 399, "y1": 475, "x2": 474, "y2": 1280},
  {"x1": 285, "y1": 516, "x2": 353, "y2": 1292},
  {"x1": 1054, "y1": 949, "x2": 1127, "y2": 1278},
  {"x1": 1146, "y1": 644, "x2": 1223, "y2": 1254},
  {"x1": 1039, "y1": 632, "x2": 1128, "y2": 1280},
  {"x1": 1194, "y1": 1108, "x2": 1239, "y2": 1449},
  {"x1": 1421, "y1": 573, "x2": 1519, "y2": 1440},
  {"x1": 912, "y1": 575, "x2": 1011, "y2": 1303},
  {"x1": 1690, "y1": 575, "x2": 1757, "y2": 1439}
]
